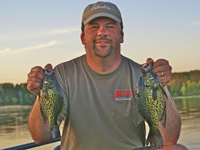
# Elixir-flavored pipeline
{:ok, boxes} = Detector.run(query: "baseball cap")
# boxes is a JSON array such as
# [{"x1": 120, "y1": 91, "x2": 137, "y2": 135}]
[{"x1": 81, "y1": 1, "x2": 122, "y2": 25}]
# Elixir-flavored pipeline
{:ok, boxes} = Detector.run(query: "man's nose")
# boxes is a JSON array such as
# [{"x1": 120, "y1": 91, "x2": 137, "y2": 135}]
[{"x1": 97, "y1": 27, "x2": 108, "y2": 36}]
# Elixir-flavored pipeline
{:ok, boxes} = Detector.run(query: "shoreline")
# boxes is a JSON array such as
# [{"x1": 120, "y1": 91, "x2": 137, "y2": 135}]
[
  {"x1": 173, "y1": 95, "x2": 200, "y2": 99},
  {"x1": 0, "y1": 94, "x2": 200, "y2": 108},
  {"x1": 0, "y1": 105, "x2": 32, "y2": 109}
]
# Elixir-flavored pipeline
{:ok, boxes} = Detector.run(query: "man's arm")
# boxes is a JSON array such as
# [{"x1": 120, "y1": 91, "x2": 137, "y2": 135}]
[
  {"x1": 27, "y1": 64, "x2": 53, "y2": 145},
  {"x1": 159, "y1": 87, "x2": 181, "y2": 145},
  {"x1": 28, "y1": 96, "x2": 51, "y2": 145}
]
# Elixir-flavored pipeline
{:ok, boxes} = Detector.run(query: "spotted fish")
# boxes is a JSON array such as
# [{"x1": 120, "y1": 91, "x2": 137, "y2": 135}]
[
  {"x1": 133, "y1": 62, "x2": 167, "y2": 150},
  {"x1": 40, "y1": 68, "x2": 64, "y2": 140}
]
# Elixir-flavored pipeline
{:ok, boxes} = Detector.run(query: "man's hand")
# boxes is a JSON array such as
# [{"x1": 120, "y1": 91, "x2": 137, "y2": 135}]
[
  {"x1": 146, "y1": 58, "x2": 172, "y2": 87},
  {"x1": 27, "y1": 64, "x2": 53, "y2": 95}
]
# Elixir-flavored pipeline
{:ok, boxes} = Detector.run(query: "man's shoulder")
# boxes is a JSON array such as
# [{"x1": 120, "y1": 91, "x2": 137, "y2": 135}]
[
  {"x1": 54, "y1": 55, "x2": 85, "y2": 83},
  {"x1": 54, "y1": 54, "x2": 85, "y2": 70},
  {"x1": 122, "y1": 55, "x2": 142, "y2": 86},
  {"x1": 122, "y1": 55, "x2": 141, "y2": 70}
]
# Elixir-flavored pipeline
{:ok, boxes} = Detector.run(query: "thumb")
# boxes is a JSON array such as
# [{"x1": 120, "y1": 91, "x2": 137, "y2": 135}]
[
  {"x1": 44, "y1": 63, "x2": 53, "y2": 70},
  {"x1": 146, "y1": 58, "x2": 154, "y2": 64}
]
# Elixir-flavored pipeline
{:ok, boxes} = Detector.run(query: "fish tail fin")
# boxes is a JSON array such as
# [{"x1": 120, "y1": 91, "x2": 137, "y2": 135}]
[
  {"x1": 146, "y1": 129, "x2": 163, "y2": 149},
  {"x1": 49, "y1": 125, "x2": 61, "y2": 140}
]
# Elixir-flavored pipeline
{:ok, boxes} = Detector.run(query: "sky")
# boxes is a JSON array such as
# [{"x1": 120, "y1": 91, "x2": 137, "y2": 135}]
[{"x1": 0, "y1": 0, "x2": 200, "y2": 84}]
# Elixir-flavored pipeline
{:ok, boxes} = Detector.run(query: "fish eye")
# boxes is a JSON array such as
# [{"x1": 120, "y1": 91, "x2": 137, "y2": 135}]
[{"x1": 143, "y1": 63, "x2": 149, "y2": 68}]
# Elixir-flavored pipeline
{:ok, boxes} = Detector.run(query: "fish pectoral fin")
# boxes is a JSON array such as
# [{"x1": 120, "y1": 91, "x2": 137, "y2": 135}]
[
  {"x1": 160, "y1": 102, "x2": 167, "y2": 128},
  {"x1": 133, "y1": 112, "x2": 144, "y2": 126},
  {"x1": 133, "y1": 102, "x2": 144, "y2": 126}
]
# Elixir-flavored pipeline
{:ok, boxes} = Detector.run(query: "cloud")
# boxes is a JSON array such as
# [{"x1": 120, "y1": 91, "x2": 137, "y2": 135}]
[
  {"x1": 0, "y1": 27, "x2": 80, "y2": 42},
  {"x1": 14, "y1": 41, "x2": 58, "y2": 54},
  {"x1": 40, "y1": 27, "x2": 80, "y2": 36},
  {"x1": 0, "y1": 48, "x2": 10, "y2": 54},
  {"x1": 189, "y1": 21, "x2": 200, "y2": 26},
  {"x1": 0, "y1": 41, "x2": 58, "y2": 56}
]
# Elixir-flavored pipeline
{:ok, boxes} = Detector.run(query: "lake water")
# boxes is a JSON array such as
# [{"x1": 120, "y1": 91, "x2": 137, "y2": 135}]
[{"x1": 0, "y1": 98, "x2": 200, "y2": 150}]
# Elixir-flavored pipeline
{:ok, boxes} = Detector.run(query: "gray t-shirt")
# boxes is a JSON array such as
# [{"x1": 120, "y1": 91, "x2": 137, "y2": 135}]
[{"x1": 54, "y1": 55, "x2": 146, "y2": 150}]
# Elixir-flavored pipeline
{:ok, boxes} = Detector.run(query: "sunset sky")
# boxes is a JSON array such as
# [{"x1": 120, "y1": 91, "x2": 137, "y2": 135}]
[{"x1": 0, "y1": 0, "x2": 200, "y2": 84}]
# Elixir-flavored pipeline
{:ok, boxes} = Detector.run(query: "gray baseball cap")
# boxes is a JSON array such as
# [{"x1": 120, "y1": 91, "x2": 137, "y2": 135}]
[{"x1": 82, "y1": 1, "x2": 122, "y2": 25}]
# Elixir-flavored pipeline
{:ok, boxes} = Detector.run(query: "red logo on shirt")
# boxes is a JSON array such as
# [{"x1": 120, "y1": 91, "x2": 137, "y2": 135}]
[{"x1": 114, "y1": 89, "x2": 133, "y2": 100}]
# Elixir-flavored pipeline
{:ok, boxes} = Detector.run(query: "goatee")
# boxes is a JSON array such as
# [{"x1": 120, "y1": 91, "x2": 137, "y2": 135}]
[{"x1": 93, "y1": 37, "x2": 113, "y2": 58}]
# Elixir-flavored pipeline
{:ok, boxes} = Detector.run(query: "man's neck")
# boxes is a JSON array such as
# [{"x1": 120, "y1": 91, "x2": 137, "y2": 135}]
[{"x1": 86, "y1": 54, "x2": 122, "y2": 74}]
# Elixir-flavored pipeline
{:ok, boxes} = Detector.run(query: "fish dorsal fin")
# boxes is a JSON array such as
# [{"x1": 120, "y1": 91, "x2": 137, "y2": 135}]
[{"x1": 160, "y1": 102, "x2": 167, "y2": 128}]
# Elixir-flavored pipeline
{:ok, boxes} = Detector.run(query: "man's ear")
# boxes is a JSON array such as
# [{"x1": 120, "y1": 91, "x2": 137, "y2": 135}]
[
  {"x1": 81, "y1": 32, "x2": 86, "y2": 45},
  {"x1": 120, "y1": 31, "x2": 124, "y2": 43}
]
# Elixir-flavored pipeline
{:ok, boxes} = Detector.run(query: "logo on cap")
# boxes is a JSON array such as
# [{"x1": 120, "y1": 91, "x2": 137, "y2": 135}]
[
  {"x1": 82, "y1": 1, "x2": 122, "y2": 25},
  {"x1": 90, "y1": 5, "x2": 111, "y2": 11}
]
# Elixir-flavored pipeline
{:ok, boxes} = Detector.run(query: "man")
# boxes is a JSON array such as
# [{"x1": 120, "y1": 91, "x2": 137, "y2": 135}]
[{"x1": 27, "y1": 2, "x2": 187, "y2": 150}]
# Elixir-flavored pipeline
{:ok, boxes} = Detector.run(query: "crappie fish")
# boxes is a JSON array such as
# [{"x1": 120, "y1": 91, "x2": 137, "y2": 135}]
[
  {"x1": 133, "y1": 63, "x2": 167, "y2": 150},
  {"x1": 40, "y1": 68, "x2": 64, "y2": 140}
]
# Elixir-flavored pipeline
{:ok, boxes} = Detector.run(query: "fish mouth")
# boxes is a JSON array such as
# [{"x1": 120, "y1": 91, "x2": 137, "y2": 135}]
[
  {"x1": 44, "y1": 68, "x2": 54, "y2": 76},
  {"x1": 141, "y1": 63, "x2": 153, "y2": 72}
]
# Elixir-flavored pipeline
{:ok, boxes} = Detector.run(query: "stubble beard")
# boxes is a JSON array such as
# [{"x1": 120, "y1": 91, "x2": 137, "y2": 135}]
[{"x1": 93, "y1": 39, "x2": 113, "y2": 58}]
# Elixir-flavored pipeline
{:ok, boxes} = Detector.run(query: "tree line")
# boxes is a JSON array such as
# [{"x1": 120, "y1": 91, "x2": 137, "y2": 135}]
[
  {"x1": 0, "y1": 69, "x2": 200, "y2": 106},
  {"x1": 0, "y1": 83, "x2": 36, "y2": 106},
  {"x1": 167, "y1": 70, "x2": 200, "y2": 97}
]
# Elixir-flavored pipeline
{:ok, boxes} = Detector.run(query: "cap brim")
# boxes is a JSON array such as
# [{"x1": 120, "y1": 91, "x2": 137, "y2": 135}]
[{"x1": 83, "y1": 12, "x2": 121, "y2": 25}]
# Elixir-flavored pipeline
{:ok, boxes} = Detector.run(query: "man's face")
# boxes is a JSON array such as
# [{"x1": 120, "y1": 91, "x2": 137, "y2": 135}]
[{"x1": 81, "y1": 17, "x2": 124, "y2": 58}]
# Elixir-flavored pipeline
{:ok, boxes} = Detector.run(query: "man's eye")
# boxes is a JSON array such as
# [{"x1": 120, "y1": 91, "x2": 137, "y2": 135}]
[
  {"x1": 108, "y1": 26, "x2": 114, "y2": 28},
  {"x1": 91, "y1": 26, "x2": 98, "y2": 29}
]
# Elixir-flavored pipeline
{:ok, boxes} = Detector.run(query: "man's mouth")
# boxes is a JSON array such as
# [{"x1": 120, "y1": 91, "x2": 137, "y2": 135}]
[
  {"x1": 95, "y1": 40, "x2": 111, "y2": 46},
  {"x1": 97, "y1": 42, "x2": 109, "y2": 43}
]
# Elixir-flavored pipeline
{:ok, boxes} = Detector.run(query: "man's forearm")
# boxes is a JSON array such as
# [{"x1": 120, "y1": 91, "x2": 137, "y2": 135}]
[
  {"x1": 28, "y1": 96, "x2": 51, "y2": 145},
  {"x1": 159, "y1": 86, "x2": 181, "y2": 145}
]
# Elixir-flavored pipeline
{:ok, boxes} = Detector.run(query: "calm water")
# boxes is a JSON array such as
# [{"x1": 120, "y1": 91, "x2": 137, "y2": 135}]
[
  {"x1": 175, "y1": 98, "x2": 200, "y2": 150},
  {"x1": 0, "y1": 98, "x2": 200, "y2": 150}
]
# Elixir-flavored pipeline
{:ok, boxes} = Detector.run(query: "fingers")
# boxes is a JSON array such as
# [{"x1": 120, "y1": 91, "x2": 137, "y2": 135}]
[
  {"x1": 27, "y1": 64, "x2": 53, "y2": 95},
  {"x1": 27, "y1": 82, "x2": 42, "y2": 96},
  {"x1": 27, "y1": 66, "x2": 44, "y2": 95},
  {"x1": 153, "y1": 59, "x2": 172, "y2": 87},
  {"x1": 153, "y1": 59, "x2": 172, "y2": 76},
  {"x1": 146, "y1": 58, "x2": 172, "y2": 87},
  {"x1": 153, "y1": 59, "x2": 171, "y2": 72},
  {"x1": 146, "y1": 58, "x2": 154, "y2": 64}
]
